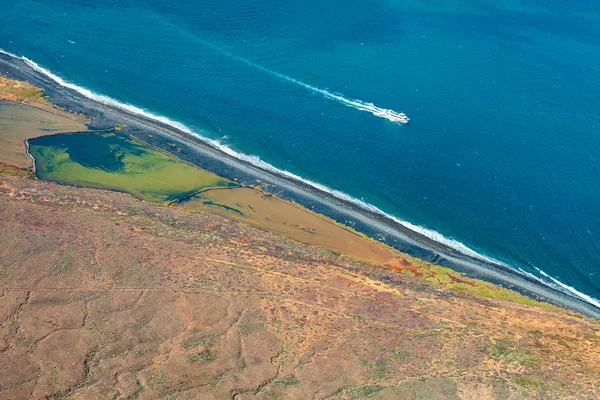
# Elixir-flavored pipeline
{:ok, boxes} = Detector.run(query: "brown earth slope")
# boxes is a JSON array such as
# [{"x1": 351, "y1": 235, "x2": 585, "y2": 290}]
[{"x1": 1, "y1": 174, "x2": 599, "y2": 400}]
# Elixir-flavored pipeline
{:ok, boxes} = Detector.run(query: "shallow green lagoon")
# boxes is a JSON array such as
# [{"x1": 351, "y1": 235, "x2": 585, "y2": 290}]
[{"x1": 28, "y1": 131, "x2": 233, "y2": 203}]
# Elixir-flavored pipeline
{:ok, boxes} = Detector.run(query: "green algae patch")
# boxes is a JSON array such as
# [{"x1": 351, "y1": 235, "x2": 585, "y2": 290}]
[{"x1": 28, "y1": 131, "x2": 233, "y2": 203}]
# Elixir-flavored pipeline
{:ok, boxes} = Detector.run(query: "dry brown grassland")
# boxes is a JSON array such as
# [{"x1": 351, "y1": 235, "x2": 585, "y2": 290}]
[{"x1": 0, "y1": 173, "x2": 599, "y2": 399}]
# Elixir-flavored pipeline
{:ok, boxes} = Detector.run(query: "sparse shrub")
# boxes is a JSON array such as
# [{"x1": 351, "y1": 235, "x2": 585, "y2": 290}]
[
  {"x1": 394, "y1": 378, "x2": 458, "y2": 399},
  {"x1": 189, "y1": 349, "x2": 215, "y2": 363},
  {"x1": 515, "y1": 376, "x2": 541, "y2": 390},
  {"x1": 371, "y1": 358, "x2": 390, "y2": 378},
  {"x1": 491, "y1": 340, "x2": 536, "y2": 366},
  {"x1": 238, "y1": 322, "x2": 256, "y2": 336},
  {"x1": 391, "y1": 347, "x2": 411, "y2": 361},
  {"x1": 148, "y1": 371, "x2": 167, "y2": 388},
  {"x1": 492, "y1": 382, "x2": 511, "y2": 400},
  {"x1": 182, "y1": 335, "x2": 213, "y2": 349},
  {"x1": 273, "y1": 375, "x2": 299, "y2": 387},
  {"x1": 344, "y1": 385, "x2": 385, "y2": 398}
]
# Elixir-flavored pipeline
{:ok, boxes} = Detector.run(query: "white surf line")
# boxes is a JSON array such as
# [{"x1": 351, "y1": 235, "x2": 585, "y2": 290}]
[
  {"x1": 25, "y1": 139, "x2": 36, "y2": 173},
  {"x1": 515, "y1": 266, "x2": 600, "y2": 309},
  {"x1": 0, "y1": 48, "x2": 19, "y2": 58},
  {"x1": 534, "y1": 267, "x2": 600, "y2": 309},
  {"x1": 196, "y1": 41, "x2": 407, "y2": 123},
  {"x1": 5, "y1": 49, "x2": 600, "y2": 310}
]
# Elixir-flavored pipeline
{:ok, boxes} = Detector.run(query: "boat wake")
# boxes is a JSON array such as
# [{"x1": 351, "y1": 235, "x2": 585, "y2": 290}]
[
  {"x1": 2, "y1": 48, "x2": 599, "y2": 311},
  {"x1": 196, "y1": 42, "x2": 409, "y2": 123}
]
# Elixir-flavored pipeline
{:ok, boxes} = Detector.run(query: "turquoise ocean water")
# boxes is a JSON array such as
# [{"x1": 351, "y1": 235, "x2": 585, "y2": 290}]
[{"x1": 2, "y1": 0, "x2": 599, "y2": 305}]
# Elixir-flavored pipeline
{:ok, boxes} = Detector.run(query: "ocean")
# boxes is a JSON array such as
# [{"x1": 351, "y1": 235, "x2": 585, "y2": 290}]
[{"x1": 2, "y1": 0, "x2": 599, "y2": 306}]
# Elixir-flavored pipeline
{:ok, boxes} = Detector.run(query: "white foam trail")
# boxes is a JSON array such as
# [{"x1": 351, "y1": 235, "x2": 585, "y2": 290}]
[
  {"x1": 198, "y1": 42, "x2": 407, "y2": 123},
  {"x1": 5, "y1": 49, "x2": 599, "y2": 309}
]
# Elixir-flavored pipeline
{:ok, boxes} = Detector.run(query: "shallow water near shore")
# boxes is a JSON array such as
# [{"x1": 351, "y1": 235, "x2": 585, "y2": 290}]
[{"x1": 2, "y1": 1, "x2": 600, "y2": 304}]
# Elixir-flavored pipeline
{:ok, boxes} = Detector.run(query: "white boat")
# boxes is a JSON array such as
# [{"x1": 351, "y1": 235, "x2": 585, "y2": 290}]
[{"x1": 376, "y1": 109, "x2": 410, "y2": 124}]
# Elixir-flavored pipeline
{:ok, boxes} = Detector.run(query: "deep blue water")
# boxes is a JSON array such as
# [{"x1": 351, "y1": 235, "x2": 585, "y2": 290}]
[{"x1": 2, "y1": 0, "x2": 600, "y2": 304}]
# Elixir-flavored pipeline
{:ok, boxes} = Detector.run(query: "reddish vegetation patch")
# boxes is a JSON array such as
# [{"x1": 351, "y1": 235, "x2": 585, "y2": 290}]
[
  {"x1": 448, "y1": 273, "x2": 476, "y2": 287},
  {"x1": 387, "y1": 257, "x2": 425, "y2": 277}
]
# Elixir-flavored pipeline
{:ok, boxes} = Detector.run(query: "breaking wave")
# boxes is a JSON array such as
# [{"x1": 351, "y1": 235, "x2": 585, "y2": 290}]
[
  {"x1": 3, "y1": 48, "x2": 599, "y2": 310},
  {"x1": 534, "y1": 268, "x2": 600, "y2": 309}
]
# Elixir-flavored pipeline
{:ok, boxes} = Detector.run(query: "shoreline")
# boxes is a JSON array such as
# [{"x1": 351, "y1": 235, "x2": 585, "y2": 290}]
[
  {"x1": 2, "y1": 51, "x2": 599, "y2": 318},
  {"x1": 24, "y1": 138, "x2": 35, "y2": 172}
]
